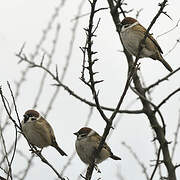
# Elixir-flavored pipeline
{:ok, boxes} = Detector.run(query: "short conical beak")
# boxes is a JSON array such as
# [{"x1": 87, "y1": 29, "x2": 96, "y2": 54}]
[
  {"x1": 73, "y1": 132, "x2": 78, "y2": 136},
  {"x1": 23, "y1": 114, "x2": 29, "y2": 123}
]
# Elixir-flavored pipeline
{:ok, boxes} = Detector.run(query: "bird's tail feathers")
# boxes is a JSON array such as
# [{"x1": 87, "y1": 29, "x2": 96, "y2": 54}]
[
  {"x1": 158, "y1": 55, "x2": 173, "y2": 72},
  {"x1": 52, "y1": 142, "x2": 67, "y2": 156},
  {"x1": 110, "y1": 153, "x2": 121, "y2": 160},
  {"x1": 160, "y1": 59, "x2": 173, "y2": 72}
]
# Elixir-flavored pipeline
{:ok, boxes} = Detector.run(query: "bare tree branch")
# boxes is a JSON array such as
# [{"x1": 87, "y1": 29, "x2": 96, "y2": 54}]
[
  {"x1": 0, "y1": 83, "x2": 66, "y2": 180},
  {"x1": 122, "y1": 142, "x2": 150, "y2": 180},
  {"x1": 81, "y1": 0, "x2": 136, "y2": 178},
  {"x1": 107, "y1": 0, "x2": 177, "y2": 179},
  {"x1": 145, "y1": 67, "x2": 180, "y2": 91},
  {"x1": 171, "y1": 110, "x2": 180, "y2": 160},
  {"x1": 154, "y1": 87, "x2": 180, "y2": 112},
  {"x1": 17, "y1": 51, "x2": 144, "y2": 115},
  {"x1": 157, "y1": 18, "x2": 180, "y2": 38}
]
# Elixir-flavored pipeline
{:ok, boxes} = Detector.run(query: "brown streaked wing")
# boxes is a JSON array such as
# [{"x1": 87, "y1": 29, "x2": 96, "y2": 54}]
[
  {"x1": 132, "y1": 24, "x2": 163, "y2": 54},
  {"x1": 35, "y1": 118, "x2": 55, "y2": 144},
  {"x1": 90, "y1": 133, "x2": 111, "y2": 152}
]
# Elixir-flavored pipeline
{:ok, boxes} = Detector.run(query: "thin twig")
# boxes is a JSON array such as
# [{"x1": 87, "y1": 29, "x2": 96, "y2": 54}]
[
  {"x1": 150, "y1": 147, "x2": 161, "y2": 180},
  {"x1": 33, "y1": 24, "x2": 61, "y2": 109},
  {"x1": 157, "y1": 18, "x2": 180, "y2": 38},
  {"x1": 17, "y1": 53, "x2": 144, "y2": 115},
  {"x1": 171, "y1": 110, "x2": 180, "y2": 159},
  {"x1": 122, "y1": 142, "x2": 150, "y2": 180},
  {"x1": 83, "y1": 0, "x2": 136, "y2": 178},
  {"x1": 0, "y1": 84, "x2": 66, "y2": 180},
  {"x1": 44, "y1": 0, "x2": 86, "y2": 116},
  {"x1": 145, "y1": 67, "x2": 180, "y2": 91},
  {"x1": 154, "y1": 87, "x2": 180, "y2": 112}
]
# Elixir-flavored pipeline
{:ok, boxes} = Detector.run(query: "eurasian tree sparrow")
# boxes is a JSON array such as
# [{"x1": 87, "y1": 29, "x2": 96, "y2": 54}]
[
  {"x1": 119, "y1": 17, "x2": 173, "y2": 72},
  {"x1": 74, "y1": 127, "x2": 121, "y2": 165},
  {"x1": 21, "y1": 109, "x2": 67, "y2": 156}
]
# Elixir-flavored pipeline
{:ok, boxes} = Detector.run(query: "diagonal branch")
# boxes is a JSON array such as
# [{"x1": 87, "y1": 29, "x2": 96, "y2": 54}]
[
  {"x1": 17, "y1": 53, "x2": 143, "y2": 115},
  {"x1": 145, "y1": 67, "x2": 180, "y2": 91}
]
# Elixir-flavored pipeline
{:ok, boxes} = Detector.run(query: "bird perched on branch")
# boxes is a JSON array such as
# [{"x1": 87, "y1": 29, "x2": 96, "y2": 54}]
[
  {"x1": 74, "y1": 127, "x2": 121, "y2": 166},
  {"x1": 21, "y1": 109, "x2": 67, "y2": 156},
  {"x1": 119, "y1": 17, "x2": 173, "y2": 72}
]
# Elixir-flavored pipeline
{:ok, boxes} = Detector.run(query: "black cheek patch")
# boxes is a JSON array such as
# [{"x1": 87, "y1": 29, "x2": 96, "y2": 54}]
[{"x1": 31, "y1": 117, "x2": 36, "y2": 121}]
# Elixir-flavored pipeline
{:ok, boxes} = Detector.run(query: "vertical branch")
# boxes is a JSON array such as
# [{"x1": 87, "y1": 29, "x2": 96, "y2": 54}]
[
  {"x1": 151, "y1": 133, "x2": 163, "y2": 178},
  {"x1": 80, "y1": 1, "x2": 109, "y2": 178},
  {"x1": 85, "y1": 0, "x2": 108, "y2": 123},
  {"x1": 0, "y1": 131, "x2": 12, "y2": 180},
  {"x1": 171, "y1": 110, "x2": 180, "y2": 159},
  {"x1": 106, "y1": 0, "x2": 177, "y2": 179},
  {"x1": 81, "y1": 0, "x2": 134, "y2": 179}
]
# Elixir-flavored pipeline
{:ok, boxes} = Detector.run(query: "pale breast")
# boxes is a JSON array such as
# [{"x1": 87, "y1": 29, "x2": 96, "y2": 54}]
[
  {"x1": 75, "y1": 138, "x2": 95, "y2": 164},
  {"x1": 75, "y1": 138, "x2": 110, "y2": 164},
  {"x1": 22, "y1": 122, "x2": 50, "y2": 148},
  {"x1": 120, "y1": 29, "x2": 154, "y2": 58}
]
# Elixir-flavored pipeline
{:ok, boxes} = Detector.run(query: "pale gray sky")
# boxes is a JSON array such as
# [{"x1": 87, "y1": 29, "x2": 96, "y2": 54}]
[{"x1": 0, "y1": 0, "x2": 180, "y2": 180}]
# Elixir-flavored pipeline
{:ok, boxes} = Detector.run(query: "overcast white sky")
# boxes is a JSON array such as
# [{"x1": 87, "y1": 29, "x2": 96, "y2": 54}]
[{"x1": 0, "y1": 0, "x2": 180, "y2": 180}]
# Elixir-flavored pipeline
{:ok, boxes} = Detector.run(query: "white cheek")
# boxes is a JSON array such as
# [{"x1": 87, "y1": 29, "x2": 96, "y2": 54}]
[
  {"x1": 121, "y1": 21, "x2": 139, "y2": 33},
  {"x1": 121, "y1": 25, "x2": 127, "y2": 32},
  {"x1": 87, "y1": 130, "x2": 95, "y2": 137}
]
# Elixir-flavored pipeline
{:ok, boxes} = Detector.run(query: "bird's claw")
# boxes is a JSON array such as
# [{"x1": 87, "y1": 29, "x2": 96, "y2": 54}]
[{"x1": 95, "y1": 164, "x2": 101, "y2": 173}]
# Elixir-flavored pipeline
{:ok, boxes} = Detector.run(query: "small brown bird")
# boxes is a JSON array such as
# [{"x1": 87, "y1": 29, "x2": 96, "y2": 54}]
[
  {"x1": 119, "y1": 17, "x2": 173, "y2": 72},
  {"x1": 21, "y1": 109, "x2": 67, "y2": 156},
  {"x1": 74, "y1": 127, "x2": 121, "y2": 165}
]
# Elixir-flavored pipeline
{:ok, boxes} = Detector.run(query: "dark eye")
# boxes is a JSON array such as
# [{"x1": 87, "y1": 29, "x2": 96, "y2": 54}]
[
  {"x1": 124, "y1": 24, "x2": 129, "y2": 28},
  {"x1": 80, "y1": 134, "x2": 86, "y2": 138}
]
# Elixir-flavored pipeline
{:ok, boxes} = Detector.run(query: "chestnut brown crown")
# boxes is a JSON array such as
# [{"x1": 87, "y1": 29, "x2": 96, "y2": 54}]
[
  {"x1": 74, "y1": 127, "x2": 92, "y2": 136},
  {"x1": 121, "y1": 17, "x2": 138, "y2": 25},
  {"x1": 24, "y1": 109, "x2": 40, "y2": 118}
]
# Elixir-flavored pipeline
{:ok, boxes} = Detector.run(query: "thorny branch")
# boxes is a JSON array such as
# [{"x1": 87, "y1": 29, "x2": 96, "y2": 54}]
[
  {"x1": 80, "y1": 0, "x2": 138, "y2": 179},
  {"x1": 131, "y1": 0, "x2": 170, "y2": 72},
  {"x1": 80, "y1": 1, "x2": 108, "y2": 178},
  {"x1": 4, "y1": 0, "x2": 179, "y2": 179},
  {"x1": 16, "y1": 52, "x2": 143, "y2": 115}
]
